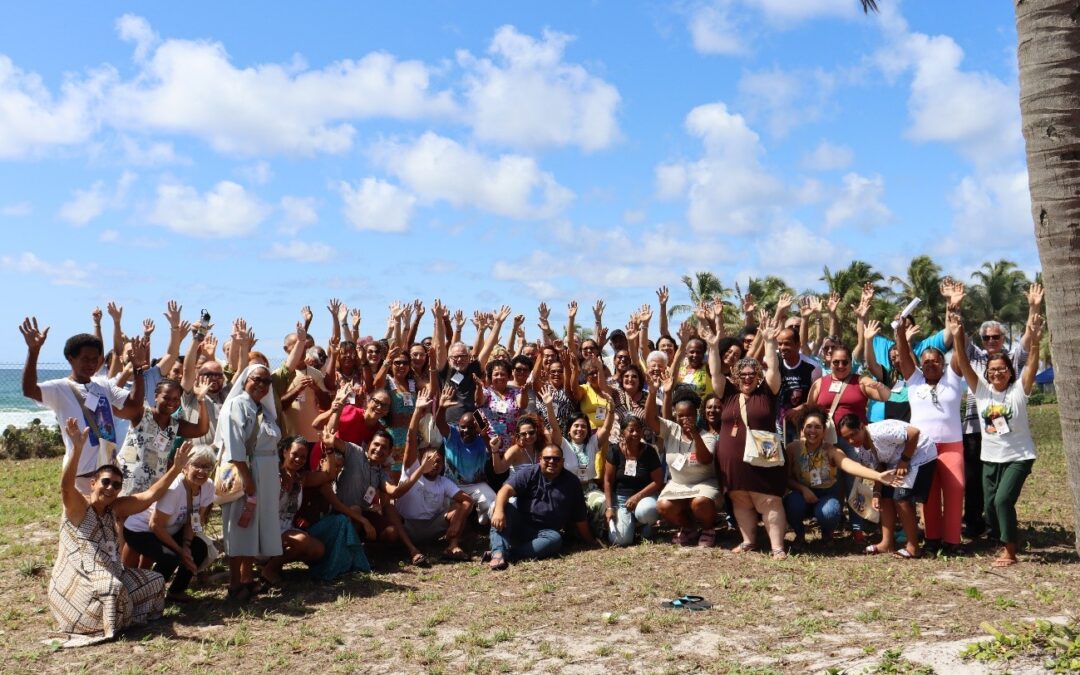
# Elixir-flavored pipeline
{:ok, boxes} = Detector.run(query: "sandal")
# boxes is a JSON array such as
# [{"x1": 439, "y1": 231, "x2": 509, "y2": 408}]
[
  {"x1": 770, "y1": 549, "x2": 788, "y2": 560},
  {"x1": 864, "y1": 544, "x2": 884, "y2": 555},
  {"x1": 893, "y1": 548, "x2": 918, "y2": 560},
  {"x1": 488, "y1": 551, "x2": 508, "y2": 571},
  {"x1": 991, "y1": 557, "x2": 1018, "y2": 568},
  {"x1": 730, "y1": 542, "x2": 755, "y2": 554},
  {"x1": 226, "y1": 585, "x2": 253, "y2": 603},
  {"x1": 442, "y1": 547, "x2": 470, "y2": 562},
  {"x1": 411, "y1": 553, "x2": 431, "y2": 568},
  {"x1": 674, "y1": 528, "x2": 701, "y2": 547},
  {"x1": 660, "y1": 595, "x2": 712, "y2": 611},
  {"x1": 697, "y1": 528, "x2": 716, "y2": 548}
]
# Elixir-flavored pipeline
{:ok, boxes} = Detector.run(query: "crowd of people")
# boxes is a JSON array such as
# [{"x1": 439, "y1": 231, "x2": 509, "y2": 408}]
[{"x1": 18, "y1": 279, "x2": 1047, "y2": 641}]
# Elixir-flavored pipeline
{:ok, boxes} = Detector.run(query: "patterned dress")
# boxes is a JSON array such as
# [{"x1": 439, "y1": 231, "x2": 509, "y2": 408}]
[
  {"x1": 48, "y1": 507, "x2": 164, "y2": 640},
  {"x1": 117, "y1": 406, "x2": 179, "y2": 496}
]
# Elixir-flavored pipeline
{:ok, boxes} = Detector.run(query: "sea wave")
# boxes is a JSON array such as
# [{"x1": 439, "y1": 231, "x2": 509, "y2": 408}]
[{"x1": 1, "y1": 409, "x2": 58, "y2": 429}]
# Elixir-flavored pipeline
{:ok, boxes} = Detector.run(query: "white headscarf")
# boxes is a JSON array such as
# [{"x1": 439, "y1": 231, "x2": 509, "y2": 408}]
[{"x1": 213, "y1": 364, "x2": 277, "y2": 450}]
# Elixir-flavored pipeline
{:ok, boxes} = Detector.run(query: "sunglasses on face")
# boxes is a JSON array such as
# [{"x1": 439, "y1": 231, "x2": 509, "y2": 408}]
[
  {"x1": 540, "y1": 456, "x2": 562, "y2": 463},
  {"x1": 518, "y1": 430, "x2": 536, "y2": 438},
  {"x1": 513, "y1": 366, "x2": 529, "y2": 372},
  {"x1": 97, "y1": 477, "x2": 122, "y2": 490},
  {"x1": 981, "y1": 334, "x2": 1004, "y2": 341},
  {"x1": 392, "y1": 361, "x2": 410, "y2": 366},
  {"x1": 370, "y1": 399, "x2": 390, "y2": 409},
  {"x1": 831, "y1": 360, "x2": 850, "y2": 366},
  {"x1": 249, "y1": 376, "x2": 272, "y2": 386},
  {"x1": 584, "y1": 371, "x2": 599, "y2": 377}
]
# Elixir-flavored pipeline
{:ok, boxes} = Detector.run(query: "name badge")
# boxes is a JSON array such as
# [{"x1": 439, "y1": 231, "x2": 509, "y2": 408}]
[
  {"x1": 624, "y1": 459, "x2": 638, "y2": 476},
  {"x1": 809, "y1": 469, "x2": 824, "y2": 487},
  {"x1": 450, "y1": 372, "x2": 464, "y2": 385},
  {"x1": 191, "y1": 512, "x2": 203, "y2": 534},
  {"x1": 595, "y1": 406, "x2": 606, "y2": 421},
  {"x1": 670, "y1": 454, "x2": 687, "y2": 471},
  {"x1": 364, "y1": 485, "x2": 377, "y2": 505},
  {"x1": 577, "y1": 465, "x2": 588, "y2": 480},
  {"x1": 401, "y1": 393, "x2": 414, "y2": 407},
  {"x1": 992, "y1": 416, "x2": 1011, "y2": 435},
  {"x1": 492, "y1": 399, "x2": 508, "y2": 414},
  {"x1": 828, "y1": 380, "x2": 844, "y2": 394}
]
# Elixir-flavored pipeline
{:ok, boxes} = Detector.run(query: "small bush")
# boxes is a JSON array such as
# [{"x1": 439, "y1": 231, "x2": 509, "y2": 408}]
[
  {"x1": 1029, "y1": 388, "x2": 1057, "y2": 406},
  {"x1": 0, "y1": 420, "x2": 65, "y2": 460}
]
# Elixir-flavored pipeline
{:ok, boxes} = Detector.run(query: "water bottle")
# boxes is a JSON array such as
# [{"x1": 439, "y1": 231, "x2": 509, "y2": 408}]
[{"x1": 238, "y1": 495, "x2": 256, "y2": 528}]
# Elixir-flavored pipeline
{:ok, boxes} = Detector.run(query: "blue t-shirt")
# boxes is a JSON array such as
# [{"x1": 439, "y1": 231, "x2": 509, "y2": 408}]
[
  {"x1": 444, "y1": 426, "x2": 488, "y2": 485},
  {"x1": 507, "y1": 464, "x2": 587, "y2": 531}
]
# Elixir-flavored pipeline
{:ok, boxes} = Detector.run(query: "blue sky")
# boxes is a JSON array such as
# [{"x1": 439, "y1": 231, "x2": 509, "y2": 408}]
[{"x1": 0, "y1": 1, "x2": 1036, "y2": 362}]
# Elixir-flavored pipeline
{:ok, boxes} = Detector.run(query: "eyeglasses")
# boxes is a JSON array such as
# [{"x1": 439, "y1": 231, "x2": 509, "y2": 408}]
[
  {"x1": 190, "y1": 463, "x2": 214, "y2": 472},
  {"x1": 249, "y1": 376, "x2": 271, "y2": 386},
  {"x1": 518, "y1": 430, "x2": 536, "y2": 438},
  {"x1": 369, "y1": 399, "x2": 390, "y2": 410},
  {"x1": 584, "y1": 371, "x2": 599, "y2": 377},
  {"x1": 513, "y1": 365, "x2": 530, "y2": 372},
  {"x1": 981, "y1": 334, "x2": 1004, "y2": 341},
  {"x1": 540, "y1": 456, "x2": 562, "y2": 463},
  {"x1": 97, "y1": 477, "x2": 122, "y2": 490},
  {"x1": 392, "y1": 361, "x2": 410, "y2": 366},
  {"x1": 450, "y1": 353, "x2": 469, "y2": 360},
  {"x1": 831, "y1": 359, "x2": 850, "y2": 366},
  {"x1": 737, "y1": 372, "x2": 756, "y2": 380},
  {"x1": 986, "y1": 367, "x2": 1009, "y2": 374}
]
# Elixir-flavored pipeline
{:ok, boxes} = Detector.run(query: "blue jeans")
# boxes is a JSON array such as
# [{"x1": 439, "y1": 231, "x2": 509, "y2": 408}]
[
  {"x1": 610, "y1": 494, "x2": 659, "y2": 547},
  {"x1": 837, "y1": 437, "x2": 869, "y2": 532},
  {"x1": 489, "y1": 503, "x2": 563, "y2": 561},
  {"x1": 783, "y1": 485, "x2": 842, "y2": 539}
]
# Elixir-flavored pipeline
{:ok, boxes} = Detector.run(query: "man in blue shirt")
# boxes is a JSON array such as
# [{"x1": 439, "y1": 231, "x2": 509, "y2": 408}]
[{"x1": 486, "y1": 445, "x2": 599, "y2": 570}]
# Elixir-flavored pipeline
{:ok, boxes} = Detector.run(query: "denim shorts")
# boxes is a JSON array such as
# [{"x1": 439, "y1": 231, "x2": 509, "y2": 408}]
[{"x1": 881, "y1": 459, "x2": 937, "y2": 503}]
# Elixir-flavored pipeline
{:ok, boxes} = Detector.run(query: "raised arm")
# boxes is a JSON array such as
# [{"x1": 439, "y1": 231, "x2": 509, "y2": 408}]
[
  {"x1": 286, "y1": 322, "x2": 308, "y2": 373},
  {"x1": 155, "y1": 301, "x2": 184, "y2": 375},
  {"x1": 402, "y1": 387, "x2": 431, "y2": 470},
  {"x1": 432, "y1": 300, "x2": 448, "y2": 372},
  {"x1": 863, "y1": 320, "x2": 885, "y2": 381},
  {"x1": 92, "y1": 307, "x2": 103, "y2": 346},
  {"x1": 656, "y1": 286, "x2": 670, "y2": 339},
  {"x1": 478, "y1": 305, "x2": 510, "y2": 369},
  {"x1": 327, "y1": 298, "x2": 343, "y2": 346},
  {"x1": 60, "y1": 418, "x2": 90, "y2": 523},
  {"x1": 19, "y1": 317, "x2": 49, "y2": 402},
  {"x1": 117, "y1": 337, "x2": 149, "y2": 421},
  {"x1": 176, "y1": 376, "x2": 211, "y2": 438},
  {"x1": 699, "y1": 311, "x2": 727, "y2": 398},
  {"x1": 116, "y1": 441, "x2": 193, "y2": 519},
  {"x1": 946, "y1": 311, "x2": 979, "y2": 391},
  {"x1": 762, "y1": 319, "x2": 781, "y2": 395},
  {"x1": 798, "y1": 296, "x2": 818, "y2": 357},
  {"x1": 180, "y1": 328, "x2": 203, "y2": 392},
  {"x1": 407, "y1": 300, "x2": 424, "y2": 348},
  {"x1": 894, "y1": 315, "x2": 917, "y2": 381},
  {"x1": 638, "y1": 304, "x2": 653, "y2": 364},
  {"x1": 593, "y1": 300, "x2": 606, "y2": 351},
  {"x1": 826, "y1": 292, "x2": 840, "y2": 339},
  {"x1": 1021, "y1": 314, "x2": 1044, "y2": 396},
  {"x1": 539, "y1": 384, "x2": 564, "y2": 447},
  {"x1": 1019, "y1": 283, "x2": 1043, "y2": 354}
]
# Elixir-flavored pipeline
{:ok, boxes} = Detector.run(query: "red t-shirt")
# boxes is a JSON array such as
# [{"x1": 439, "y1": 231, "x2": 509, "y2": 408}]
[{"x1": 308, "y1": 404, "x2": 379, "y2": 470}]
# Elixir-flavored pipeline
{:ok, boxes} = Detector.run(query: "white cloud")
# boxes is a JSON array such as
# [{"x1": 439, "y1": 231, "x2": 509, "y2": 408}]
[
  {"x1": 1, "y1": 201, "x2": 32, "y2": 217},
  {"x1": 824, "y1": 172, "x2": 892, "y2": 231},
  {"x1": 687, "y1": 1, "x2": 746, "y2": 56},
  {"x1": 943, "y1": 168, "x2": 1032, "y2": 258},
  {"x1": 373, "y1": 132, "x2": 573, "y2": 219},
  {"x1": 236, "y1": 161, "x2": 273, "y2": 185},
  {"x1": 756, "y1": 223, "x2": 850, "y2": 273},
  {"x1": 337, "y1": 178, "x2": 416, "y2": 232},
  {"x1": 148, "y1": 180, "x2": 270, "y2": 237},
  {"x1": 0, "y1": 251, "x2": 94, "y2": 287},
  {"x1": 876, "y1": 28, "x2": 1021, "y2": 166},
  {"x1": 278, "y1": 195, "x2": 318, "y2": 235},
  {"x1": 654, "y1": 102, "x2": 783, "y2": 234},
  {"x1": 802, "y1": 139, "x2": 854, "y2": 170},
  {"x1": 108, "y1": 16, "x2": 456, "y2": 156},
  {"x1": 0, "y1": 55, "x2": 112, "y2": 159},
  {"x1": 116, "y1": 14, "x2": 159, "y2": 63},
  {"x1": 119, "y1": 136, "x2": 186, "y2": 166},
  {"x1": 57, "y1": 171, "x2": 137, "y2": 226},
  {"x1": 746, "y1": 0, "x2": 857, "y2": 24},
  {"x1": 737, "y1": 67, "x2": 836, "y2": 137},
  {"x1": 267, "y1": 240, "x2": 336, "y2": 263},
  {"x1": 622, "y1": 209, "x2": 646, "y2": 224},
  {"x1": 458, "y1": 26, "x2": 621, "y2": 151},
  {"x1": 99, "y1": 229, "x2": 119, "y2": 242}
]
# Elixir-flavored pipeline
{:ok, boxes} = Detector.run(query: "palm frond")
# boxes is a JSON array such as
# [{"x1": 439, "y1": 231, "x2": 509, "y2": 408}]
[{"x1": 860, "y1": 0, "x2": 879, "y2": 13}]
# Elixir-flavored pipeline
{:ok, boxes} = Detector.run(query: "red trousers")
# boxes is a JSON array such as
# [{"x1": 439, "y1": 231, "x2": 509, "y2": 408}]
[{"x1": 923, "y1": 441, "x2": 965, "y2": 545}]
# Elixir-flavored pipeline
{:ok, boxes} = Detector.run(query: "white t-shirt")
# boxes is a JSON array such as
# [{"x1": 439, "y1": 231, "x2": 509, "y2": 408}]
[
  {"x1": 39, "y1": 377, "x2": 130, "y2": 476},
  {"x1": 395, "y1": 461, "x2": 462, "y2": 521},
  {"x1": 561, "y1": 436, "x2": 600, "y2": 482},
  {"x1": 858, "y1": 419, "x2": 938, "y2": 473},
  {"x1": 974, "y1": 378, "x2": 1036, "y2": 463},
  {"x1": 125, "y1": 475, "x2": 214, "y2": 535},
  {"x1": 907, "y1": 366, "x2": 965, "y2": 443}
]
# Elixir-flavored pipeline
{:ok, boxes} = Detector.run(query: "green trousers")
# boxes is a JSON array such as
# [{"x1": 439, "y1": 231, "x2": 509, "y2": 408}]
[{"x1": 982, "y1": 459, "x2": 1034, "y2": 545}]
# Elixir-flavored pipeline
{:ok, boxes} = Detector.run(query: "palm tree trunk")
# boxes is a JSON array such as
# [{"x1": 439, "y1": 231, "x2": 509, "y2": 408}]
[{"x1": 1015, "y1": 0, "x2": 1080, "y2": 553}]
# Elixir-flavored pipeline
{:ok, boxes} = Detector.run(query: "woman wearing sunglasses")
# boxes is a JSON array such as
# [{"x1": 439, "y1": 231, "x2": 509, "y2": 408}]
[
  {"x1": 121, "y1": 444, "x2": 217, "y2": 603},
  {"x1": 49, "y1": 419, "x2": 192, "y2": 642},
  {"x1": 895, "y1": 315, "x2": 967, "y2": 555}
]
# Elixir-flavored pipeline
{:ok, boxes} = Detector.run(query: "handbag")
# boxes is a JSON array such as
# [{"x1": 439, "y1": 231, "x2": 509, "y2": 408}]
[
  {"x1": 846, "y1": 443, "x2": 881, "y2": 523},
  {"x1": 213, "y1": 407, "x2": 262, "y2": 505},
  {"x1": 823, "y1": 377, "x2": 849, "y2": 445},
  {"x1": 66, "y1": 380, "x2": 116, "y2": 470},
  {"x1": 740, "y1": 394, "x2": 784, "y2": 467}
]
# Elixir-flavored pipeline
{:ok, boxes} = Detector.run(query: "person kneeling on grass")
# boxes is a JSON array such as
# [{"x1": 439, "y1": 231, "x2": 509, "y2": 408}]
[
  {"x1": 396, "y1": 446, "x2": 475, "y2": 561},
  {"x1": 487, "y1": 444, "x2": 601, "y2": 570},
  {"x1": 261, "y1": 437, "x2": 326, "y2": 587},
  {"x1": 837, "y1": 415, "x2": 938, "y2": 559},
  {"x1": 122, "y1": 444, "x2": 216, "y2": 603},
  {"x1": 603, "y1": 416, "x2": 663, "y2": 546}
]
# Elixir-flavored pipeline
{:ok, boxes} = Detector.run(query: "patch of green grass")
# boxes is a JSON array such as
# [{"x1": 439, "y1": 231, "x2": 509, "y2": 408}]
[
  {"x1": 964, "y1": 586, "x2": 983, "y2": 601},
  {"x1": 961, "y1": 620, "x2": 1080, "y2": 671},
  {"x1": 868, "y1": 647, "x2": 935, "y2": 674}
]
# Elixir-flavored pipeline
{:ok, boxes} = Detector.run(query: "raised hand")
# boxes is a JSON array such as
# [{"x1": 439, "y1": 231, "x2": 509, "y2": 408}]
[
  {"x1": 470, "y1": 311, "x2": 482, "y2": 330},
  {"x1": 350, "y1": 308, "x2": 362, "y2": 329},
  {"x1": 173, "y1": 440, "x2": 193, "y2": 470},
  {"x1": 865, "y1": 319, "x2": 882, "y2": 340},
  {"x1": 1029, "y1": 313, "x2": 1045, "y2": 342},
  {"x1": 698, "y1": 320, "x2": 718, "y2": 346},
  {"x1": 163, "y1": 300, "x2": 181, "y2": 330},
  {"x1": 677, "y1": 321, "x2": 693, "y2": 343},
  {"x1": 107, "y1": 301, "x2": 123, "y2": 323},
  {"x1": 64, "y1": 417, "x2": 89, "y2": 449},
  {"x1": 639, "y1": 304, "x2": 653, "y2": 324},
  {"x1": 776, "y1": 293, "x2": 794, "y2": 314},
  {"x1": 494, "y1": 305, "x2": 512, "y2": 323},
  {"x1": 593, "y1": 299, "x2": 605, "y2": 321},
  {"x1": 452, "y1": 310, "x2": 465, "y2": 330},
  {"x1": 128, "y1": 336, "x2": 151, "y2": 369},
  {"x1": 539, "y1": 383, "x2": 557, "y2": 407},
  {"x1": 202, "y1": 334, "x2": 218, "y2": 358},
  {"x1": 301, "y1": 305, "x2": 313, "y2": 325},
  {"x1": 295, "y1": 321, "x2": 308, "y2": 344},
  {"x1": 327, "y1": 298, "x2": 342, "y2": 320},
  {"x1": 321, "y1": 423, "x2": 337, "y2": 448},
  {"x1": 415, "y1": 385, "x2": 433, "y2": 410},
  {"x1": 861, "y1": 282, "x2": 876, "y2": 304},
  {"x1": 193, "y1": 374, "x2": 212, "y2": 399},
  {"x1": 799, "y1": 296, "x2": 816, "y2": 318},
  {"x1": 905, "y1": 323, "x2": 922, "y2": 342},
  {"x1": 418, "y1": 449, "x2": 439, "y2": 474},
  {"x1": 92, "y1": 307, "x2": 103, "y2": 324},
  {"x1": 852, "y1": 297, "x2": 871, "y2": 321},
  {"x1": 19, "y1": 316, "x2": 49, "y2": 350},
  {"x1": 538, "y1": 302, "x2": 551, "y2": 323},
  {"x1": 567, "y1": 300, "x2": 578, "y2": 319},
  {"x1": 1027, "y1": 283, "x2": 1044, "y2": 309},
  {"x1": 142, "y1": 318, "x2": 155, "y2": 337},
  {"x1": 756, "y1": 307, "x2": 769, "y2": 328},
  {"x1": 439, "y1": 384, "x2": 457, "y2": 408},
  {"x1": 656, "y1": 286, "x2": 669, "y2": 305},
  {"x1": 742, "y1": 292, "x2": 756, "y2": 316},
  {"x1": 763, "y1": 317, "x2": 781, "y2": 342},
  {"x1": 625, "y1": 319, "x2": 640, "y2": 342},
  {"x1": 826, "y1": 292, "x2": 841, "y2": 315}
]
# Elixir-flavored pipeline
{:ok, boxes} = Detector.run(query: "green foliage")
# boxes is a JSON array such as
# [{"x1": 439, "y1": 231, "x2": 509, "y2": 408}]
[
  {"x1": 961, "y1": 620, "x2": 1080, "y2": 672},
  {"x1": 1028, "y1": 388, "x2": 1057, "y2": 406},
  {"x1": 0, "y1": 420, "x2": 64, "y2": 460}
]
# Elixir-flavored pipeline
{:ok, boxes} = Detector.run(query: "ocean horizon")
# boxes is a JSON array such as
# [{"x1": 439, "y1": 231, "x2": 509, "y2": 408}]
[{"x1": 1, "y1": 366, "x2": 70, "y2": 430}]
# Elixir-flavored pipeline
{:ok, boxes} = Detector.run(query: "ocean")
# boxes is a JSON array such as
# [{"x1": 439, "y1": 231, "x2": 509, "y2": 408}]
[{"x1": 0, "y1": 366, "x2": 68, "y2": 429}]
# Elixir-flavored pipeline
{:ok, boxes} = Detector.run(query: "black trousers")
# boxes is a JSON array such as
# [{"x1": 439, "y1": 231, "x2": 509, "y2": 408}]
[
  {"x1": 124, "y1": 528, "x2": 209, "y2": 594},
  {"x1": 962, "y1": 432, "x2": 987, "y2": 537}
]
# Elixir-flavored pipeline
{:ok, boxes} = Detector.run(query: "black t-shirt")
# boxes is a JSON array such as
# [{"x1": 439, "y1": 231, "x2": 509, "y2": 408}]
[
  {"x1": 438, "y1": 361, "x2": 484, "y2": 424},
  {"x1": 606, "y1": 443, "x2": 662, "y2": 496}
]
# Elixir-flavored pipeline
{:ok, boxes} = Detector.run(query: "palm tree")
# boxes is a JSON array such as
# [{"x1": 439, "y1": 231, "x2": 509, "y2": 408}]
[
  {"x1": 863, "y1": 0, "x2": 1080, "y2": 555},
  {"x1": 669, "y1": 271, "x2": 731, "y2": 320},
  {"x1": 738, "y1": 275, "x2": 796, "y2": 313},
  {"x1": 968, "y1": 259, "x2": 1029, "y2": 341},
  {"x1": 821, "y1": 260, "x2": 886, "y2": 313},
  {"x1": 888, "y1": 255, "x2": 944, "y2": 332}
]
